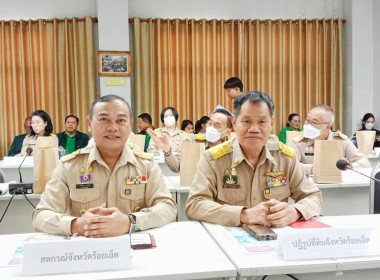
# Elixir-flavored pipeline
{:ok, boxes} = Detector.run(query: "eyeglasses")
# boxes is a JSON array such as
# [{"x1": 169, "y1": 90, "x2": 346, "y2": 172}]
[{"x1": 304, "y1": 119, "x2": 329, "y2": 127}]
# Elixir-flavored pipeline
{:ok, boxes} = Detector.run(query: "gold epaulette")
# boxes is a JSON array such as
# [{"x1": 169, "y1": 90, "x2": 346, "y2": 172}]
[
  {"x1": 127, "y1": 142, "x2": 153, "y2": 160},
  {"x1": 337, "y1": 130, "x2": 348, "y2": 140},
  {"x1": 61, "y1": 149, "x2": 81, "y2": 162},
  {"x1": 50, "y1": 133, "x2": 56, "y2": 136},
  {"x1": 293, "y1": 133, "x2": 305, "y2": 143},
  {"x1": 26, "y1": 134, "x2": 30, "y2": 137},
  {"x1": 155, "y1": 128, "x2": 162, "y2": 132},
  {"x1": 278, "y1": 142, "x2": 294, "y2": 157},
  {"x1": 181, "y1": 130, "x2": 186, "y2": 134},
  {"x1": 209, "y1": 142, "x2": 231, "y2": 159},
  {"x1": 195, "y1": 134, "x2": 206, "y2": 141}
]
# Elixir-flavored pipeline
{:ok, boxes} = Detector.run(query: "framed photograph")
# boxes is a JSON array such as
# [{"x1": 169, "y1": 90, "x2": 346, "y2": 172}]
[{"x1": 97, "y1": 51, "x2": 131, "y2": 76}]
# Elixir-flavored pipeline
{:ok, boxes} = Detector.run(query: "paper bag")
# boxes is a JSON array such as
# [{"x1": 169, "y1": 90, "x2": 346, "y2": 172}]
[
  {"x1": 129, "y1": 134, "x2": 146, "y2": 152},
  {"x1": 33, "y1": 137, "x2": 59, "y2": 194},
  {"x1": 286, "y1": 131, "x2": 302, "y2": 145},
  {"x1": 356, "y1": 131, "x2": 376, "y2": 155},
  {"x1": 180, "y1": 142, "x2": 205, "y2": 186},
  {"x1": 313, "y1": 140, "x2": 343, "y2": 183}
]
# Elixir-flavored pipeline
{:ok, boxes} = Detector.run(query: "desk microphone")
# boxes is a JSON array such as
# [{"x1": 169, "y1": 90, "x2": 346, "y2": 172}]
[
  {"x1": 336, "y1": 159, "x2": 380, "y2": 183},
  {"x1": 9, "y1": 147, "x2": 34, "y2": 195}
]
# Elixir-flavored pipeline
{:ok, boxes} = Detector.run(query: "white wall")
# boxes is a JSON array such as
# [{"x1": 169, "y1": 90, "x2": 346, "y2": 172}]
[
  {"x1": 373, "y1": 1, "x2": 380, "y2": 126},
  {"x1": 129, "y1": 0, "x2": 343, "y2": 19},
  {"x1": 0, "y1": 0, "x2": 96, "y2": 20}
]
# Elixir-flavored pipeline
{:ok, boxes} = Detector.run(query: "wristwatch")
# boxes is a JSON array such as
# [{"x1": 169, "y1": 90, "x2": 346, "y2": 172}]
[{"x1": 128, "y1": 214, "x2": 137, "y2": 234}]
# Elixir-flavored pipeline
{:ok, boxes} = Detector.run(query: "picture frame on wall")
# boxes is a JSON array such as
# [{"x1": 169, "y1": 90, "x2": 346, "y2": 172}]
[{"x1": 97, "y1": 51, "x2": 131, "y2": 76}]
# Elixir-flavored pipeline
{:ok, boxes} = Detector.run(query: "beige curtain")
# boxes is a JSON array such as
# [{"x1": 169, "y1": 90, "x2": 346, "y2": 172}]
[
  {"x1": 132, "y1": 18, "x2": 343, "y2": 134},
  {"x1": 0, "y1": 16, "x2": 96, "y2": 159}
]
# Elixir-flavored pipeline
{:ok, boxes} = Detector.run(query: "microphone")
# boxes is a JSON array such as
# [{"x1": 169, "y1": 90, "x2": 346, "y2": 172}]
[
  {"x1": 9, "y1": 147, "x2": 34, "y2": 195},
  {"x1": 336, "y1": 159, "x2": 380, "y2": 183},
  {"x1": 58, "y1": 146, "x2": 66, "y2": 159}
]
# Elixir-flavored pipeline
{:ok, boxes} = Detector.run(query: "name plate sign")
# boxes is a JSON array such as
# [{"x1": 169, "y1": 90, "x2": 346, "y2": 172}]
[
  {"x1": 277, "y1": 227, "x2": 373, "y2": 260},
  {"x1": 23, "y1": 235, "x2": 131, "y2": 276}
]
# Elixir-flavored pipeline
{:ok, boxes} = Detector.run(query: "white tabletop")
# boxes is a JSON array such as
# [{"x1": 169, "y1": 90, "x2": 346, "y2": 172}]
[
  {"x1": 0, "y1": 221, "x2": 237, "y2": 279},
  {"x1": 202, "y1": 215, "x2": 380, "y2": 278}
]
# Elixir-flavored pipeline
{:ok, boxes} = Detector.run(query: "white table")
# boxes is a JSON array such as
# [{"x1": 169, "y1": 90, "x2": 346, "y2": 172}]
[
  {"x1": 0, "y1": 221, "x2": 237, "y2": 280},
  {"x1": 0, "y1": 176, "x2": 177, "y2": 235},
  {"x1": 0, "y1": 160, "x2": 34, "y2": 183},
  {"x1": 203, "y1": 215, "x2": 380, "y2": 280},
  {"x1": 367, "y1": 154, "x2": 379, "y2": 168}
]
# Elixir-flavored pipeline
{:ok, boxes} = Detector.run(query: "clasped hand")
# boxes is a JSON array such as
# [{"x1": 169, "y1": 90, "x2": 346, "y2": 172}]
[
  {"x1": 240, "y1": 199, "x2": 301, "y2": 228},
  {"x1": 71, "y1": 203, "x2": 131, "y2": 238}
]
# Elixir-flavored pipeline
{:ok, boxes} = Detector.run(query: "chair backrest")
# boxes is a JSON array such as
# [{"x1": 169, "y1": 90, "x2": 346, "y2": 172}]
[
  {"x1": 370, "y1": 161, "x2": 380, "y2": 213},
  {"x1": 0, "y1": 169, "x2": 5, "y2": 183}
]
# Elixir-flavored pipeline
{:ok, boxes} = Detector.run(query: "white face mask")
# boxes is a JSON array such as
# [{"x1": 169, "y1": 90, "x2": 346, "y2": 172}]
[
  {"x1": 303, "y1": 124, "x2": 322, "y2": 139},
  {"x1": 164, "y1": 116, "x2": 176, "y2": 128},
  {"x1": 206, "y1": 126, "x2": 221, "y2": 143},
  {"x1": 365, "y1": 123, "x2": 374, "y2": 130}
]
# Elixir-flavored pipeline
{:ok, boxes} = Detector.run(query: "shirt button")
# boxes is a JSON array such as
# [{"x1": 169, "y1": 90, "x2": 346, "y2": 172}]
[{"x1": 234, "y1": 159, "x2": 238, "y2": 164}]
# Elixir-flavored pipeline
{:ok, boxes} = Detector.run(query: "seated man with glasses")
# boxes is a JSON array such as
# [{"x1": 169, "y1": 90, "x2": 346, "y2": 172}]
[{"x1": 290, "y1": 104, "x2": 370, "y2": 175}]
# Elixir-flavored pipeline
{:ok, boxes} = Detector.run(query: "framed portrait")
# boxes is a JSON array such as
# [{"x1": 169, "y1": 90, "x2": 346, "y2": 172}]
[{"x1": 97, "y1": 51, "x2": 131, "y2": 76}]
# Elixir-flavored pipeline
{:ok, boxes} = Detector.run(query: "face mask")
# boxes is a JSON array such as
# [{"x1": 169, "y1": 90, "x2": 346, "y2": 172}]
[
  {"x1": 164, "y1": 116, "x2": 176, "y2": 128},
  {"x1": 303, "y1": 124, "x2": 322, "y2": 139},
  {"x1": 206, "y1": 126, "x2": 221, "y2": 143},
  {"x1": 365, "y1": 123, "x2": 374, "y2": 130}
]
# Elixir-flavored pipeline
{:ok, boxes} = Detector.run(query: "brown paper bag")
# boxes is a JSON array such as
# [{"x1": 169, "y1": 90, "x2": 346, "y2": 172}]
[
  {"x1": 33, "y1": 137, "x2": 59, "y2": 194},
  {"x1": 286, "y1": 131, "x2": 302, "y2": 145},
  {"x1": 356, "y1": 130, "x2": 376, "y2": 155},
  {"x1": 180, "y1": 142, "x2": 205, "y2": 186},
  {"x1": 129, "y1": 134, "x2": 146, "y2": 152},
  {"x1": 313, "y1": 140, "x2": 343, "y2": 183}
]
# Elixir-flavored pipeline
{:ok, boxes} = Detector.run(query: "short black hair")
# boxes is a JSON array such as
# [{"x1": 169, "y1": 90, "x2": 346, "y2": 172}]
[
  {"x1": 138, "y1": 113, "x2": 152, "y2": 124},
  {"x1": 195, "y1": 116, "x2": 210, "y2": 134},
  {"x1": 233, "y1": 91, "x2": 274, "y2": 117},
  {"x1": 286, "y1": 113, "x2": 300, "y2": 127},
  {"x1": 224, "y1": 77, "x2": 243, "y2": 91},
  {"x1": 160, "y1": 107, "x2": 179, "y2": 123},
  {"x1": 30, "y1": 110, "x2": 53, "y2": 136},
  {"x1": 212, "y1": 109, "x2": 233, "y2": 129},
  {"x1": 89, "y1": 94, "x2": 132, "y2": 119},
  {"x1": 181, "y1": 119, "x2": 193, "y2": 131},
  {"x1": 362, "y1": 113, "x2": 375, "y2": 130},
  {"x1": 65, "y1": 114, "x2": 79, "y2": 124}
]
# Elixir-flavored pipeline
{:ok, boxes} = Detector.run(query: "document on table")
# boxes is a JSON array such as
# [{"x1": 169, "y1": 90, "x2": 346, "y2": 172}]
[{"x1": 222, "y1": 226, "x2": 277, "y2": 254}]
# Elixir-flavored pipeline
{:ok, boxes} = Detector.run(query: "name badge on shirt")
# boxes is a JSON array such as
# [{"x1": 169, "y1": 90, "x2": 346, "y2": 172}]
[{"x1": 76, "y1": 183, "x2": 94, "y2": 189}]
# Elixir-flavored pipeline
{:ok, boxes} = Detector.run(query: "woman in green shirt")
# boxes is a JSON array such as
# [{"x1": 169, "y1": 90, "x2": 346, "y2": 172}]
[{"x1": 279, "y1": 113, "x2": 302, "y2": 144}]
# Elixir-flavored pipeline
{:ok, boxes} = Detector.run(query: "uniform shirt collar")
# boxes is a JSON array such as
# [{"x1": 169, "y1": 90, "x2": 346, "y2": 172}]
[
  {"x1": 231, "y1": 138, "x2": 278, "y2": 168},
  {"x1": 87, "y1": 144, "x2": 138, "y2": 171}
]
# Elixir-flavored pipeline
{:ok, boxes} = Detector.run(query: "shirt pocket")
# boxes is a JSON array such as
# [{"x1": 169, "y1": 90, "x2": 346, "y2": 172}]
[
  {"x1": 264, "y1": 185, "x2": 291, "y2": 201},
  {"x1": 120, "y1": 184, "x2": 147, "y2": 212},
  {"x1": 70, "y1": 188, "x2": 101, "y2": 216},
  {"x1": 217, "y1": 187, "x2": 246, "y2": 205}
]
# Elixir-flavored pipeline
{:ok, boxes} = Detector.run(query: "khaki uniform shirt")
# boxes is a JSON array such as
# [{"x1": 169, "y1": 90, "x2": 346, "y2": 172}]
[
  {"x1": 186, "y1": 138, "x2": 322, "y2": 226},
  {"x1": 32, "y1": 143, "x2": 177, "y2": 235},
  {"x1": 147, "y1": 126, "x2": 193, "y2": 173},
  {"x1": 290, "y1": 130, "x2": 371, "y2": 175},
  {"x1": 21, "y1": 134, "x2": 58, "y2": 155}
]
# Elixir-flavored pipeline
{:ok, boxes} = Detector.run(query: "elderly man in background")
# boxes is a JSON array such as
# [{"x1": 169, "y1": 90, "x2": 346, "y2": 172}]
[{"x1": 290, "y1": 104, "x2": 370, "y2": 175}]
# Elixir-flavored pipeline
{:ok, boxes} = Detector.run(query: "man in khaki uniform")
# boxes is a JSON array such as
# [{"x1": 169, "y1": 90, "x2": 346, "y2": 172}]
[
  {"x1": 186, "y1": 91, "x2": 322, "y2": 227},
  {"x1": 32, "y1": 95, "x2": 176, "y2": 237},
  {"x1": 290, "y1": 104, "x2": 370, "y2": 175}
]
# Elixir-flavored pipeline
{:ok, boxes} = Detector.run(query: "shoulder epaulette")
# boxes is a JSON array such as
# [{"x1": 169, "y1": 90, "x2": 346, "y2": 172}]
[
  {"x1": 155, "y1": 128, "x2": 162, "y2": 132},
  {"x1": 336, "y1": 130, "x2": 348, "y2": 140},
  {"x1": 278, "y1": 142, "x2": 294, "y2": 157},
  {"x1": 50, "y1": 133, "x2": 56, "y2": 136},
  {"x1": 61, "y1": 149, "x2": 82, "y2": 162},
  {"x1": 195, "y1": 134, "x2": 206, "y2": 141},
  {"x1": 26, "y1": 134, "x2": 31, "y2": 137},
  {"x1": 293, "y1": 133, "x2": 305, "y2": 143},
  {"x1": 127, "y1": 142, "x2": 152, "y2": 160},
  {"x1": 209, "y1": 142, "x2": 231, "y2": 159},
  {"x1": 181, "y1": 130, "x2": 186, "y2": 134}
]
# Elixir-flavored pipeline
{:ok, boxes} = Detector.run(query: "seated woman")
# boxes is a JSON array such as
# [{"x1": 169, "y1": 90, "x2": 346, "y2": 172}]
[
  {"x1": 181, "y1": 119, "x2": 194, "y2": 134},
  {"x1": 194, "y1": 116, "x2": 211, "y2": 135},
  {"x1": 279, "y1": 113, "x2": 302, "y2": 144},
  {"x1": 350, "y1": 113, "x2": 380, "y2": 148},
  {"x1": 18, "y1": 110, "x2": 58, "y2": 156}
]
